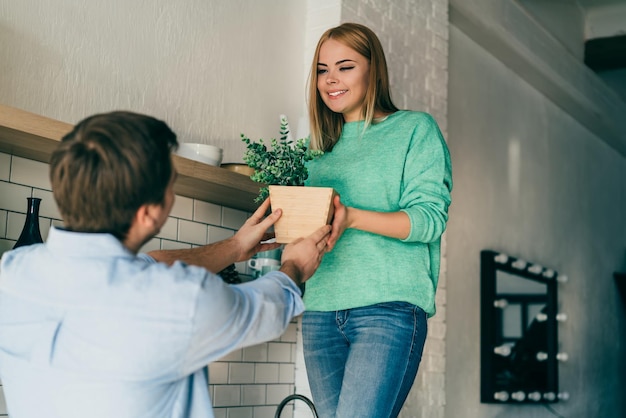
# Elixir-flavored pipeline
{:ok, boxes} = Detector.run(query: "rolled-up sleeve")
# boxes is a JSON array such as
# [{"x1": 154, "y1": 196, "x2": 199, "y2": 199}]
[{"x1": 399, "y1": 114, "x2": 453, "y2": 243}]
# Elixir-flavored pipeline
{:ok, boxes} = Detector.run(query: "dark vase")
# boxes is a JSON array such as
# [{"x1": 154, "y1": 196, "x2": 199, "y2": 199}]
[{"x1": 13, "y1": 197, "x2": 44, "y2": 249}]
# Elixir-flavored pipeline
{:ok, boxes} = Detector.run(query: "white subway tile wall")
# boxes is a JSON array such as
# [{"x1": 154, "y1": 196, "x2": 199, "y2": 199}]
[
  {"x1": 0, "y1": 154, "x2": 10, "y2": 181},
  {"x1": 156, "y1": 216, "x2": 178, "y2": 240},
  {"x1": 0, "y1": 152, "x2": 299, "y2": 417},
  {"x1": 0, "y1": 212, "x2": 6, "y2": 238},
  {"x1": 193, "y1": 200, "x2": 222, "y2": 225},
  {"x1": 9, "y1": 157, "x2": 51, "y2": 191},
  {"x1": 178, "y1": 219, "x2": 209, "y2": 246},
  {"x1": 207, "y1": 322, "x2": 299, "y2": 417}
]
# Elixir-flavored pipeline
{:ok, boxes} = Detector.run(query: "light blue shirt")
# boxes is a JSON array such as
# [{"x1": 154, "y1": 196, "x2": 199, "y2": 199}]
[{"x1": 0, "y1": 227, "x2": 303, "y2": 418}]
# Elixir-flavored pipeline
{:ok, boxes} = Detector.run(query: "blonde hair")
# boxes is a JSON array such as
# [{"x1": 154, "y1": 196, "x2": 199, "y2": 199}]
[{"x1": 307, "y1": 22, "x2": 398, "y2": 151}]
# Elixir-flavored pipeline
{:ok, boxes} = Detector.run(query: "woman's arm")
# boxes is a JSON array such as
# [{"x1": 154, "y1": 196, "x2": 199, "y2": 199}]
[{"x1": 326, "y1": 195, "x2": 410, "y2": 250}]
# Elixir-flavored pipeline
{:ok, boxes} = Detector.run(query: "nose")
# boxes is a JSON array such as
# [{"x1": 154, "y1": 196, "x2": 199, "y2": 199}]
[{"x1": 326, "y1": 76, "x2": 337, "y2": 85}]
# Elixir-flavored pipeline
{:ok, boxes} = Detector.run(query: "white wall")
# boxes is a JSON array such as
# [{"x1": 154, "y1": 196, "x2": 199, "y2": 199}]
[
  {"x1": 0, "y1": 0, "x2": 307, "y2": 163},
  {"x1": 446, "y1": 20, "x2": 626, "y2": 418}
]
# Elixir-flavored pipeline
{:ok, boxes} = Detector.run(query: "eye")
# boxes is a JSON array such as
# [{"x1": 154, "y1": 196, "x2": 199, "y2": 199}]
[
  {"x1": 339, "y1": 66, "x2": 354, "y2": 71},
  {"x1": 317, "y1": 68, "x2": 328, "y2": 75}
]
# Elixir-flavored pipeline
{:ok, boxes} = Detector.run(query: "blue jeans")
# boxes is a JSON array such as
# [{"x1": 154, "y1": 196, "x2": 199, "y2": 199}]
[{"x1": 302, "y1": 302, "x2": 428, "y2": 418}]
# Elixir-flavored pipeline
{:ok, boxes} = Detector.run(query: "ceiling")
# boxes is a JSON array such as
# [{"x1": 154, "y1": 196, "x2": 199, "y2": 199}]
[
  {"x1": 579, "y1": 0, "x2": 626, "y2": 73},
  {"x1": 576, "y1": 0, "x2": 624, "y2": 9},
  {"x1": 520, "y1": 0, "x2": 626, "y2": 102},
  {"x1": 576, "y1": 0, "x2": 624, "y2": 8}
]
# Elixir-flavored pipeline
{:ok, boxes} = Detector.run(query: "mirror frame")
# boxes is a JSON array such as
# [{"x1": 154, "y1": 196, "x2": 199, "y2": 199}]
[{"x1": 480, "y1": 249, "x2": 559, "y2": 404}]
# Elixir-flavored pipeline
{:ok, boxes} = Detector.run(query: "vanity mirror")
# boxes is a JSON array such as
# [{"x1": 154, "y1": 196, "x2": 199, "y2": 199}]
[{"x1": 481, "y1": 250, "x2": 567, "y2": 404}]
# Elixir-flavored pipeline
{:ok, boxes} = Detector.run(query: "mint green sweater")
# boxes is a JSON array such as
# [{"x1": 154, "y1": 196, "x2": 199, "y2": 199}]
[{"x1": 303, "y1": 111, "x2": 452, "y2": 316}]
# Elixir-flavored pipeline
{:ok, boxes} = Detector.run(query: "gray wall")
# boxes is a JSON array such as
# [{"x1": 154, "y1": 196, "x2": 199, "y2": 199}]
[
  {"x1": 446, "y1": 22, "x2": 626, "y2": 418},
  {"x1": 517, "y1": 0, "x2": 586, "y2": 59}
]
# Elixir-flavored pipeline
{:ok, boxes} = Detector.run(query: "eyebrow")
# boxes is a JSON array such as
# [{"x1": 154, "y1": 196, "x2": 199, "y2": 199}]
[{"x1": 317, "y1": 59, "x2": 356, "y2": 67}]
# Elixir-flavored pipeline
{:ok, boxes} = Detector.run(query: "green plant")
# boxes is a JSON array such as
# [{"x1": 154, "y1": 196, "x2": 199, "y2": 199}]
[{"x1": 242, "y1": 115, "x2": 323, "y2": 202}]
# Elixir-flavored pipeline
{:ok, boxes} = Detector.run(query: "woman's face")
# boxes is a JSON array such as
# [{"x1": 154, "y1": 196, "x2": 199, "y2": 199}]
[{"x1": 317, "y1": 38, "x2": 370, "y2": 123}]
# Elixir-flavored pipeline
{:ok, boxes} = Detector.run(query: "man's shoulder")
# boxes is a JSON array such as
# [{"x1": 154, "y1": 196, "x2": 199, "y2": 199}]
[
  {"x1": 1, "y1": 246, "x2": 214, "y2": 320},
  {"x1": 117, "y1": 258, "x2": 214, "y2": 309}
]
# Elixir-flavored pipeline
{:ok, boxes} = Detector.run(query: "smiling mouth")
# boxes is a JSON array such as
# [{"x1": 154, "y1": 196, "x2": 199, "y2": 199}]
[{"x1": 328, "y1": 90, "x2": 347, "y2": 97}]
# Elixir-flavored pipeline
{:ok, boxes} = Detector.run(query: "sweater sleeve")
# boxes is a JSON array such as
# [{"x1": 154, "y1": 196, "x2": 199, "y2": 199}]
[{"x1": 399, "y1": 114, "x2": 453, "y2": 243}]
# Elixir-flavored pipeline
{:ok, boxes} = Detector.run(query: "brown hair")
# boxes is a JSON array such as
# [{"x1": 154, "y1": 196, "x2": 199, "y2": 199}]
[
  {"x1": 308, "y1": 22, "x2": 398, "y2": 151},
  {"x1": 50, "y1": 111, "x2": 178, "y2": 240}
]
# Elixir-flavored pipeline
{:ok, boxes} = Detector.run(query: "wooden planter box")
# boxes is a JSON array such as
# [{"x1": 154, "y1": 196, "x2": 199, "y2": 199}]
[{"x1": 269, "y1": 185, "x2": 336, "y2": 244}]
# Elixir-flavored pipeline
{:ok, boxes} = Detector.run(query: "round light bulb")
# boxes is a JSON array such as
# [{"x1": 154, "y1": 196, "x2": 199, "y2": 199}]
[
  {"x1": 494, "y1": 391, "x2": 509, "y2": 402},
  {"x1": 495, "y1": 254, "x2": 509, "y2": 264},
  {"x1": 494, "y1": 299, "x2": 508, "y2": 308},
  {"x1": 494, "y1": 345, "x2": 511, "y2": 357},
  {"x1": 512, "y1": 259, "x2": 527, "y2": 269},
  {"x1": 512, "y1": 391, "x2": 526, "y2": 401}
]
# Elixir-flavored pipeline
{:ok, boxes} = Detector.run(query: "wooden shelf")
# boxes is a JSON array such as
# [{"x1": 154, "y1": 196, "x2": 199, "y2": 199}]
[
  {"x1": 0, "y1": 104, "x2": 261, "y2": 212},
  {"x1": 172, "y1": 156, "x2": 260, "y2": 212}
]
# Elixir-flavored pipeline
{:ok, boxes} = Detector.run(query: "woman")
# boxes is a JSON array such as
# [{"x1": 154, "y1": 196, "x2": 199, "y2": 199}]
[{"x1": 302, "y1": 22, "x2": 453, "y2": 418}]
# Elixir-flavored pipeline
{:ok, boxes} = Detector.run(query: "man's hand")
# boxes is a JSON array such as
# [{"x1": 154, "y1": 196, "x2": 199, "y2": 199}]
[
  {"x1": 148, "y1": 198, "x2": 282, "y2": 272},
  {"x1": 278, "y1": 224, "x2": 332, "y2": 288},
  {"x1": 230, "y1": 198, "x2": 283, "y2": 262}
]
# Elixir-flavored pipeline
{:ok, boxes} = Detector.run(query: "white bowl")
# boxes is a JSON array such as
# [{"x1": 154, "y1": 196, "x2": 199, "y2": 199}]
[{"x1": 176, "y1": 143, "x2": 223, "y2": 166}]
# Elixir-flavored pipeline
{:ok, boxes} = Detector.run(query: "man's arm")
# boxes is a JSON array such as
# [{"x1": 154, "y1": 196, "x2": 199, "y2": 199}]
[
  {"x1": 180, "y1": 223, "x2": 330, "y2": 372},
  {"x1": 148, "y1": 199, "x2": 282, "y2": 272}
]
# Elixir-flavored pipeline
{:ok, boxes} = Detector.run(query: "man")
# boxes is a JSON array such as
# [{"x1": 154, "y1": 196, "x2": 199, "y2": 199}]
[{"x1": 0, "y1": 111, "x2": 330, "y2": 418}]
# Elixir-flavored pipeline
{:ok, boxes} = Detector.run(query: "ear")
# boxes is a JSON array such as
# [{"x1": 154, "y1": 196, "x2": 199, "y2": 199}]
[
  {"x1": 133, "y1": 203, "x2": 162, "y2": 231},
  {"x1": 124, "y1": 203, "x2": 163, "y2": 253}
]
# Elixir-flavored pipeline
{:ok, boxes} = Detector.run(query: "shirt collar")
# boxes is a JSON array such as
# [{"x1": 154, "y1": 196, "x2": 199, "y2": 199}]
[{"x1": 46, "y1": 227, "x2": 135, "y2": 258}]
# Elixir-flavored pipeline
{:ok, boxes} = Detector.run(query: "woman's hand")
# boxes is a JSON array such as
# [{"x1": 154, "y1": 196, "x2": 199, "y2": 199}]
[{"x1": 327, "y1": 194, "x2": 348, "y2": 251}]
